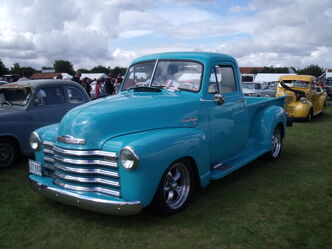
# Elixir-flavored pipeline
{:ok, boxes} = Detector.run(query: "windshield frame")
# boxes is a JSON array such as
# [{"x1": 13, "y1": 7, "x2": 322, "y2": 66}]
[{"x1": 121, "y1": 59, "x2": 204, "y2": 93}]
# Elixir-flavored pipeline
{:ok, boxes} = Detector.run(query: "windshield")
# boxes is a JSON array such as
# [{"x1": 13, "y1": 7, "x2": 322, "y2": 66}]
[
  {"x1": 242, "y1": 83, "x2": 261, "y2": 89},
  {"x1": 278, "y1": 80, "x2": 309, "y2": 88},
  {"x1": 325, "y1": 79, "x2": 332, "y2": 85},
  {"x1": 122, "y1": 60, "x2": 203, "y2": 92},
  {"x1": 0, "y1": 87, "x2": 32, "y2": 106},
  {"x1": 241, "y1": 75, "x2": 254, "y2": 82}
]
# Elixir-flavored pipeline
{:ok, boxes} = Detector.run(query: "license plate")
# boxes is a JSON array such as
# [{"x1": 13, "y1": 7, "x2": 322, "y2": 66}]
[{"x1": 29, "y1": 159, "x2": 42, "y2": 176}]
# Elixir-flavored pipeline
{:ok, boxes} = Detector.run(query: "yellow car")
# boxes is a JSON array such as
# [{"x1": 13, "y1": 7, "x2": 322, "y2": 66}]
[{"x1": 276, "y1": 75, "x2": 327, "y2": 121}]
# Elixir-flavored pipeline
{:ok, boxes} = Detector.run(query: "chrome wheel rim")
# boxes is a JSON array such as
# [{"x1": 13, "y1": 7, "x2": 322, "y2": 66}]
[
  {"x1": 163, "y1": 163, "x2": 191, "y2": 210},
  {"x1": 272, "y1": 129, "x2": 281, "y2": 158},
  {"x1": 0, "y1": 143, "x2": 11, "y2": 162}
]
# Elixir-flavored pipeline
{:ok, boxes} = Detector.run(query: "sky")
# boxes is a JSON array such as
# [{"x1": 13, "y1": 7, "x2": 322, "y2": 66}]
[{"x1": 1, "y1": 0, "x2": 332, "y2": 70}]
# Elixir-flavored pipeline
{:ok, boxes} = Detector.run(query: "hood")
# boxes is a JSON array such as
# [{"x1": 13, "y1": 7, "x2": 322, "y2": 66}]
[{"x1": 57, "y1": 90, "x2": 201, "y2": 149}]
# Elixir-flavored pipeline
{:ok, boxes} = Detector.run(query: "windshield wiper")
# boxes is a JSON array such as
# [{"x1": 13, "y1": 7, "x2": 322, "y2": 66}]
[
  {"x1": 126, "y1": 86, "x2": 162, "y2": 92},
  {"x1": 0, "y1": 100, "x2": 12, "y2": 106}
]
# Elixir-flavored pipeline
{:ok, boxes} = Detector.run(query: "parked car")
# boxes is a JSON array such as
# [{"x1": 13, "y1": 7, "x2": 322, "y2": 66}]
[
  {"x1": 242, "y1": 82, "x2": 276, "y2": 97},
  {"x1": 324, "y1": 78, "x2": 332, "y2": 99},
  {"x1": 29, "y1": 52, "x2": 289, "y2": 215},
  {"x1": 0, "y1": 80, "x2": 90, "y2": 168},
  {"x1": 276, "y1": 75, "x2": 327, "y2": 121}
]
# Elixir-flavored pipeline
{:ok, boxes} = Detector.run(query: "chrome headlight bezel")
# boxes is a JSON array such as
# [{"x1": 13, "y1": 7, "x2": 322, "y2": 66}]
[
  {"x1": 29, "y1": 132, "x2": 41, "y2": 151},
  {"x1": 300, "y1": 97, "x2": 307, "y2": 104},
  {"x1": 120, "y1": 146, "x2": 139, "y2": 170}
]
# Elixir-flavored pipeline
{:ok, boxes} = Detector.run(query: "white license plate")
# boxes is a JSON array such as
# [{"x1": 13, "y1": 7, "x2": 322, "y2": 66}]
[{"x1": 29, "y1": 159, "x2": 42, "y2": 176}]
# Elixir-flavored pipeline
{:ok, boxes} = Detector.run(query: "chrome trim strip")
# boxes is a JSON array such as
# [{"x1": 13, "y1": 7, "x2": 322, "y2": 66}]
[
  {"x1": 149, "y1": 59, "x2": 159, "y2": 87},
  {"x1": 54, "y1": 163, "x2": 119, "y2": 178},
  {"x1": 54, "y1": 154, "x2": 117, "y2": 168},
  {"x1": 53, "y1": 146, "x2": 117, "y2": 158},
  {"x1": 43, "y1": 141, "x2": 55, "y2": 146},
  {"x1": 54, "y1": 171, "x2": 120, "y2": 188},
  {"x1": 29, "y1": 176, "x2": 142, "y2": 215},
  {"x1": 57, "y1": 135, "x2": 86, "y2": 145},
  {"x1": 44, "y1": 156, "x2": 55, "y2": 163},
  {"x1": 54, "y1": 179, "x2": 121, "y2": 197},
  {"x1": 43, "y1": 148, "x2": 54, "y2": 155}
]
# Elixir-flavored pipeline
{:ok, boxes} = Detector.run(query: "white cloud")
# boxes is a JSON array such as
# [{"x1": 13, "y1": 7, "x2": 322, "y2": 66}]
[{"x1": 0, "y1": 0, "x2": 332, "y2": 71}]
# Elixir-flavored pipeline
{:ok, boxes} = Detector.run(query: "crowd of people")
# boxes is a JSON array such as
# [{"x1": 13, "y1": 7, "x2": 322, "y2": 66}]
[{"x1": 71, "y1": 71, "x2": 123, "y2": 99}]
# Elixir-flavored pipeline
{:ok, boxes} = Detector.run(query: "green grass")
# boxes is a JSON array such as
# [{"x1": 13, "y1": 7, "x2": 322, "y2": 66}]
[{"x1": 1, "y1": 103, "x2": 331, "y2": 249}]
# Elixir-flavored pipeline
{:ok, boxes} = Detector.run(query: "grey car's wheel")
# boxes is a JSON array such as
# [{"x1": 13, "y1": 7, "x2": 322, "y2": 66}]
[
  {"x1": 265, "y1": 126, "x2": 283, "y2": 161},
  {"x1": 154, "y1": 160, "x2": 194, "y2": 214},
  {"x1": 0, "y1": 138, "x2": 17, "y2": 168}
]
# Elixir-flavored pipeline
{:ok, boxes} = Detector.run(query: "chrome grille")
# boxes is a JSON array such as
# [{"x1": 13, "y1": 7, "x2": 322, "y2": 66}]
[{"x1": 42, "y1": 141, "x2": 121, "y2": 198}]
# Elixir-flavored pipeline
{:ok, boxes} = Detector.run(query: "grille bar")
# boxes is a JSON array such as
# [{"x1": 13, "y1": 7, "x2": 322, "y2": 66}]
[
  {"x1": 54, "y1": 171, "x2": 120, "y2": 188},
  {"x1": 54, "y1": 154, "x2": 117, "y2": 168},
  {"x1": 53, "y1": 145, "x2": 117, "y2": 158},
  {"x1": 54, "y1": 163, "x2": 119, "y2": 178},
  {"x1": 54, "y1": 179, "x2": 121, "y2": 197}
]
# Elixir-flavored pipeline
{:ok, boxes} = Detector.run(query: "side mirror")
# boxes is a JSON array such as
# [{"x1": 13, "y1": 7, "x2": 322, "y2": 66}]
[{"x1": 214, "y1": 93, "x2": 225, "y2": 105}]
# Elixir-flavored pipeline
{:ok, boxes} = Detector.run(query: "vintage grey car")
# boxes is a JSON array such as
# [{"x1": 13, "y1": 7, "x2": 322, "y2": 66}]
[
  {"x1": 0, "y1": 80, "x2": 90, "y2": 168},
  {"x1": 242, "y1": 82, "x2": 276, "y2": 97}
]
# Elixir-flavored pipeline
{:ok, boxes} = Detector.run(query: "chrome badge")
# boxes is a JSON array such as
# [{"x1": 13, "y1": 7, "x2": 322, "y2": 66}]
[{"x1": 57, "y1": 135, "x2": 86, "y2": 145}]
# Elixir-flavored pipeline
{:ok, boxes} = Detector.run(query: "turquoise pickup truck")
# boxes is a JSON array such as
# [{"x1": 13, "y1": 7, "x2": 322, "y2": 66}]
[{"x1": 28, "y1": 52, "x2": 288, "y2": 215}]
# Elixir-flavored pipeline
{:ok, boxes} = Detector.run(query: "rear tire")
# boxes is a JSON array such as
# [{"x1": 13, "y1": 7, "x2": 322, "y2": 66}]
[
  {"x1": 153, "y1": 160, "x2": 194, "y2": 215},
  {"x1": 0, "y1": 138, "x2": 18, "y2": 168},
  {"x1": 265, "y1": 126, "x2": 283, "y2": 161}
]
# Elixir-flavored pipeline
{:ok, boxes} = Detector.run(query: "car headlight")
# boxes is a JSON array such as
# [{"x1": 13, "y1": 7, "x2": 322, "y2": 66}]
[
  {"x1": 120, "y1": 146, "x2": 139, "y2": 170},
  {"x1": 29, "y1": 132, "x2": 41, "y2": 151},
  {"x1": 300, "y1": 97, "x2": 307, "y2": 104}
]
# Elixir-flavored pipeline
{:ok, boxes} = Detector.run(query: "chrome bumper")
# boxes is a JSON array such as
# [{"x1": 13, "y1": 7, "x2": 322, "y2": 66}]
[{"x1": 29, "y1": 176, "x2": 142, "y2": 215}]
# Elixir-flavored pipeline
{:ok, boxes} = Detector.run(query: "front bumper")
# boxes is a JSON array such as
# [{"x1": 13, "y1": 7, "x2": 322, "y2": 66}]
[{"x1": 29, "y1": 175, "x2": 142, "y2": 215}]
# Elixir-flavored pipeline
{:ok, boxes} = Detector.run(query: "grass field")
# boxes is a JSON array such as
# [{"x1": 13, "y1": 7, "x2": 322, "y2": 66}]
[{"x1": 1, "y1": 102, "x2": 331, "y2": 249}]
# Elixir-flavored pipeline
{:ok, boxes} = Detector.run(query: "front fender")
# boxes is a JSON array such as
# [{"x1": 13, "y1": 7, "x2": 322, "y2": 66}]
[
  {"x1": 102, "y1": 128, "x2": 210, "y2": 207},
  {"x1": 251, "y1": 106, "x2": 287, "y2": 150}
]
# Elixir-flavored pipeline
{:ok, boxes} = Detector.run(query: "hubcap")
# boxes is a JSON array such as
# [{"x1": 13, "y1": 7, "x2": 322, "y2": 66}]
[
  {"x1": 271, "y1": 129, "x2": 281, "y2": 158},
  {"x1": 0, "y1": 143, "x2": 11, "y2": 162},
  {"x1": 163, "y1": 163, "x2": 191, "y2": 210}
]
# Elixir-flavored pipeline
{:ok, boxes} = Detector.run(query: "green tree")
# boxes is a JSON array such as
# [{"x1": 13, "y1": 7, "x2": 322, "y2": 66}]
[
  {"x1": 21, "y1": 67, "x2": 36, "y2": 77},
  {"x1": 10, "y1": 63, "x2": 21, "y2": 75},
  {"x1": 111, "y1": 66, "x2": 127, "y2": 77},
  {"x1": 53, "y1": 60, "x2": 75, "y2": 75},
  {"x1": 42, "y1": 66, "x2": 54, "y2": 70},
  {"x1": 297, "y1": 65, "x2": 324, "y2": 78},
  {"x1": 90, "y1": 65, "x2": 110, "y2": 74},
  {"x1": 0, "y1": 59, "x2": 9, "y2": 76},
  {"x1": 77, "y1": 68, "x2": 90, "y2": 73}
]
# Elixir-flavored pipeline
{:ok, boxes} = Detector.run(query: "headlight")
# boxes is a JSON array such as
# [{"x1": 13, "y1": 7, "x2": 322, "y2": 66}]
[
  {"x1": 120, "y1": 146, "x2": 139, "y2": 170},
  {"x1": 300, "y1": 97, "x2": 307, "y2": 104},
  {"x1": 29, "y1": 132, "x2": 41, "y2": 151}
]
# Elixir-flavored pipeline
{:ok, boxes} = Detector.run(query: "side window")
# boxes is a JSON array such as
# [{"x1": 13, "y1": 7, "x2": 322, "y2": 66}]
[
  {"x1": 34, "y1": 87, "x2": 65, "y2": 106},
  {"x1": 68, "y1": 87, "x2": 84, "y2": 104},
  {"x1": 208, "y1": 65, "x2": 236, "y2": 94}
]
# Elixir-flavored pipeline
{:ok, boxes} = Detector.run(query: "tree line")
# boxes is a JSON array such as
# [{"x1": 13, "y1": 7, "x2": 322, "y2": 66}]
[
  {"x1": 0, "y1": 59, "x2": 127, "y2": 78},
  {"x1": 0, "y1": 58, "x2": 326, "y2": 78}
]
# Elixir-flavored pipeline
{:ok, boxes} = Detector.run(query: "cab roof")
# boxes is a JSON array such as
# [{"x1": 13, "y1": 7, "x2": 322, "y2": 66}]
[
  {"x1": 279, "y1": 75, "x2": 316, "y2": 82},
  {"x1": 131, "y1": 52, "x2": 237, "y2": 65},
  {"x1": 0, "y1": 79, "x2": 81, "y2": 89}
]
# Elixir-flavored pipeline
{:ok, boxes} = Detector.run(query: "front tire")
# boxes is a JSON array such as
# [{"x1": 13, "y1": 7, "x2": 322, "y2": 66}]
[
  {"x1": 265, "y1": 126, "x2": 283, "y2": 161},
  {"x1": 154, "y1": 160, "x2": 194, "y2": 215},
  {"x1": 0, "y1": 138, "x2": 17, "y2": 168}
]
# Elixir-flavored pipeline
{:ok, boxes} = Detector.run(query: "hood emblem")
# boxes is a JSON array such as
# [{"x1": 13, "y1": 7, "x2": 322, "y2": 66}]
[{"x1": 57, "y1": 135, "x2": 86, "y2": 145}]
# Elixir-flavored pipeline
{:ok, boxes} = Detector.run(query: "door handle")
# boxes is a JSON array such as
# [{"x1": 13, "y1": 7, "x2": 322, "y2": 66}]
[{"x1": 236, "y1": 99, "x2": 245, "y2": 102}]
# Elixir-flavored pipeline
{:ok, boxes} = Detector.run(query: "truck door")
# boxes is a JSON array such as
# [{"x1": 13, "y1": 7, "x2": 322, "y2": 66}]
[{"x1": 207, "y1": 64, "x2": 249, "y2": 164}]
